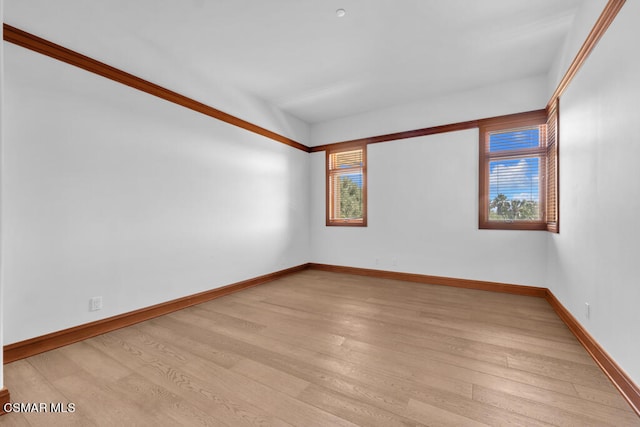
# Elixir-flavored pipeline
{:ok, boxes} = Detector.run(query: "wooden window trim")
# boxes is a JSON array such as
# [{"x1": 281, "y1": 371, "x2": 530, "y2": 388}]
[
  {"x1": 479, "y1": 112, "x2": 548, "y2": 231},
  {"x1": 326, "y1": 144, "x2": 367, "y2": 227}
]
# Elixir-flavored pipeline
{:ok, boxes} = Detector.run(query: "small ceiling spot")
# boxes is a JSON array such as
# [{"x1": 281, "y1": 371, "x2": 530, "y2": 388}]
[{"x1": 336, "y1": 9, "x2": 346, "y2": 18}]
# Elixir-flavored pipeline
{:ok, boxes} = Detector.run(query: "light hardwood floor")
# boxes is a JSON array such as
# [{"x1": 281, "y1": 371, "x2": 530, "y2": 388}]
[{"x1": 1, "y1": 270, "x2": 638, "y2": 426}]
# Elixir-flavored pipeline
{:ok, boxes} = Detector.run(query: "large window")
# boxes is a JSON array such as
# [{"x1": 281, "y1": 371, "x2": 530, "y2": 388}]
[
  {"x1": 326, "y1": 145, "x2": 367, "y2": 226},
  {"x1": 479, "y1": 109, "x2": 558, "y2": 231}
]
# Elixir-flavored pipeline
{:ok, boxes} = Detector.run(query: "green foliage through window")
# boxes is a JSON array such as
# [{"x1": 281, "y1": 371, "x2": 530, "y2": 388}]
[
  {"x1": 339, "y1": 177, "x2": 362, "y2": 219},
  {"x1": 489, "y1": 193, "x2": 539, "y2": 221}
]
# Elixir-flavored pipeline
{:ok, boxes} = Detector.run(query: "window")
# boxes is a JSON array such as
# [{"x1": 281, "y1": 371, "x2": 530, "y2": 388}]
[
  {"x1": 479, "y1": 109, "x2": 558, "y2": 231},
  {"x1": 326, "y1": 144, "x2": 367, "y2": 226}
]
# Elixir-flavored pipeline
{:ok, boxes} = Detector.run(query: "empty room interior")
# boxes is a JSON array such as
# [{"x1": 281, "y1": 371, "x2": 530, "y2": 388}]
[{"x1": 1, "y1": 0, "x2": 640, "y2": 425}]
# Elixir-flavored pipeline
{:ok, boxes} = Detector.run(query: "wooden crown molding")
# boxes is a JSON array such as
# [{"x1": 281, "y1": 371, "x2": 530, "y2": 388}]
[
  {"x1": 477, "y1": 109, "x2": 547, "y2": 130},
  {"x1": 3, "y1": 264, "x2": 308, "y2": 364},
  {"x1": 547, "y1": 0, "x2": 626, "y2": 109},
  {"x1": 2, "y1": 24, "x2": 310, "y2": 153},
  {"x1": 310, "y1": 119, "x2": 479, "y2": 153},
  {"x1": 310, "y1": 110, "x2": 547, "y2": 153}
]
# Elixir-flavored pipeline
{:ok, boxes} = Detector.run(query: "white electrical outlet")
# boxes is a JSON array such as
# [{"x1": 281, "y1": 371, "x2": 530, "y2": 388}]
[
  {"x1": 90, "y1": 296, "x2": 103, "y2": 312},
  {"x1": 585, "y1": 302, "x2": 590, "y2": 319}
]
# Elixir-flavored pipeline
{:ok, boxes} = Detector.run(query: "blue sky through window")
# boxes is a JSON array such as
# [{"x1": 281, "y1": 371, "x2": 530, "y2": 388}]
[
  {"x1": 488, "y1": 127, "x2": 541, "y2": 203},
  {"x1": 490, "y1": 128, "x2": 539, "y2": 151},
  {"x1": 489, "y1": 158, "x2": 539, "y2": 202}
]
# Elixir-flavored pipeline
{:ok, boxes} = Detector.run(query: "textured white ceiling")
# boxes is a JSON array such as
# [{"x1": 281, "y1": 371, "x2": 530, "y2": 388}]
[{"x1": 5, "y1": 0, "x2": 586, "y2": 124}]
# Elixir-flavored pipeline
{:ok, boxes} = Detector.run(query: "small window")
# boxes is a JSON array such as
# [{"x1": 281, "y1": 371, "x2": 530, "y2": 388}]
[
  {"x1": 479, "y1": 112, "x2": 549, "y2": 230},
  {"x1": 326, "y1": 145, "x2": 367, "y2": 226}
]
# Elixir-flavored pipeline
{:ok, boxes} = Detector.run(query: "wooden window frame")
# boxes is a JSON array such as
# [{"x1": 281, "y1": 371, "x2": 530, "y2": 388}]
[
  {"x1": 326, "y1": 143, "x2": 367, "y2": 227},
  {"x1": 479, "y1": 110, "x2": 550, "y2": 231}
]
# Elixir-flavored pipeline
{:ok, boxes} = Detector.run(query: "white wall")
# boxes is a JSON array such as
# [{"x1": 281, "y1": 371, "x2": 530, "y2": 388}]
[
  {"x1": 547, "y1": 0, "x2": 640, "y2": 386},
  {"x1": 309, "y1": 76, "x2": 549, "y2": 287},
  {"x1": 311, "y1": 74, "x2": 548, "y2": 147},
  {"x1": 1, "y1": 44, "x2": 309, "y2": 344}
]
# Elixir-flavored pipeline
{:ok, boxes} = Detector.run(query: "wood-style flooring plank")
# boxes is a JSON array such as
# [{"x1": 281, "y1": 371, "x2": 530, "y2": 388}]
[
  {"x1": 573, "y1": 383, "x2": 636, "y2": 411},
  {"x1": 406, "y1": 398, "x2": 490, "y2": 427},
  {"x1": 230, "y1": 284, "x2": 586, "y2": 355},
  {"x1": 472, "y1": 385, "x2": 619, "y2": 427},
  {"x1": 160, "y1": 310, "x2": 414, "y2": 419},
  {"x1": 91, "y1": 328, "x2": 293, "y2": 427},
  {"x1": 208, "y1": 297, "x2": 581, "y2": 398},
  {"x1": 127, "y1": 324, "x2": 358, "y2": 427},
  {"x1": 296, "y1": 384, "x2": 417, "y2": 427},
  {"x1": 230, "y1": 358, "x2": 310, "y2": 398},
  {"x1": 114, "y1": 372, "x2": 228, "y2": 427},
  {"x1": 0, "y1": 360, "x2": 95, "y2": 427},
  {"x1": 52, "y1": 370, "x2": 176, "y2": 427},
  {"x1": 230, "y1": 292, "x2": 594, "y2": 366},
  {"x1": 1, "y1": 269, "x2": 638, "y2": 426}
]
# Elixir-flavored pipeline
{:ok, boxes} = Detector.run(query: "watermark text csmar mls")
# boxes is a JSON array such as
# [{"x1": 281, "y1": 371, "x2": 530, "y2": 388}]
[{"x1": 3, "y1": 402, "x2": 76, "y2": 413}]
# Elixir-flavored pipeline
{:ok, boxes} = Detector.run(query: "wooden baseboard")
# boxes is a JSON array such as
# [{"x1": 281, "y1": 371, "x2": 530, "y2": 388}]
[
  {"x1": 307, "y1": 263, "x2": 548, "y2": 297},
  {"x1": 3, "y1": 264, "x2": 309, "y2": 363},
  {"x1": 545, "y1": 290, "x2": 640, "y2": 416},
  {"x1": 0, "y1": 388, "x2": 10, "y2": 416}
]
